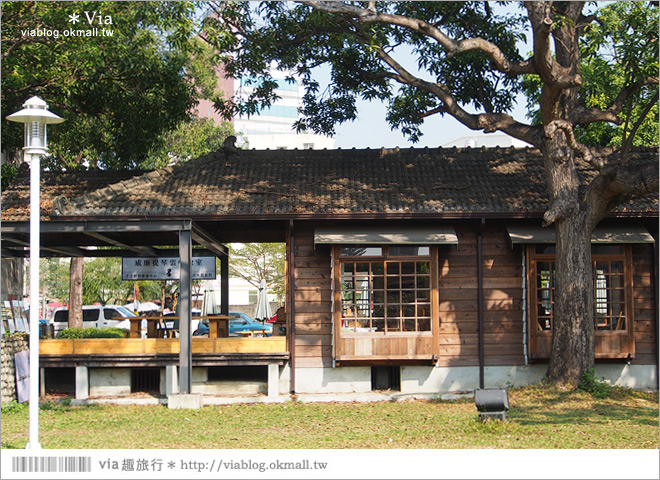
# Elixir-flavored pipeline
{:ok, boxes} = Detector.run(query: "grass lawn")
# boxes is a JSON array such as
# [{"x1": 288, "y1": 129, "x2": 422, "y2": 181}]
[{"x1": 1, "y1": 386, "x2": 658, "y2": 449}]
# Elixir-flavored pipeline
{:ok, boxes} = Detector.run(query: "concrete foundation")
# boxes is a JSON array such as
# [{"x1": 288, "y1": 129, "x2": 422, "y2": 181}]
[
  {"x1": 164, "y1": 365, "x2": 178, "y2": 396},
  {"x1": 41, "y1": 361, "x2": 657, "y2": 404},
  {"x1": 193, "y1": 380, "x2": 265, "y2": 395},
  {"x1": 168, "y1": 393, "x2": 202, "y2": 409},
  {"x1": 268, "y1": 364, "x2": 279, "y2": 397},
  {"x1": 75, "y1": 366, "x2": 89, "y2": 400},
  {"x1": 294, "y1": 364, "x2": 658, "y2": 394},
  {"x1": 594, "y1": 364, "x2": 657, "y2": 389},
  {"x1": 294, "y1": 365, "x2": 372, "y2": 393},
  {"x1": 89, "y1": 368, "x2": 131, "y2": 396}
]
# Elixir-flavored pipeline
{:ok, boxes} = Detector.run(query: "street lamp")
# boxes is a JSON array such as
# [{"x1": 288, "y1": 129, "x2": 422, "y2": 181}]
[{"x1": 6, "y1": 96, "x2": 64, "y2": 449}]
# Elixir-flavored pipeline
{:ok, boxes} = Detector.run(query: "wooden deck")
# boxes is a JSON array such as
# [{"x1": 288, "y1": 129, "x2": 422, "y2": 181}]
[
  {"x1": 40, "y1": 337, "x2": 286, "y2": 355},
  {"x1": 39, "y1": 337, "x2": 289, "y2": 368}
]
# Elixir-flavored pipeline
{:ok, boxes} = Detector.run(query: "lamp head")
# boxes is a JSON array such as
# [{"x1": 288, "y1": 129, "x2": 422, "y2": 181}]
[{"x1": 6, "y1": 96, "x2": 64, "y2": 156}]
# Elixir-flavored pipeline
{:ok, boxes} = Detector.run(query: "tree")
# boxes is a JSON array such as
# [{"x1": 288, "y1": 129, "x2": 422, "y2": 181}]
[
  {"x1": 1, "y1": 1, "x2": 224, "y2": 170},
  {"x1": 68, "y1": 258, "x2": 84, "y2": 328},
  {"x1": 41, "y1": 258, "x2": 71, "y2": 303},
  {"x1": 80, "y1": 257, "x2": 123, "y2": 305},
  {"x1": 144, "y1": 117, "x2": 234, "y2": 166},
  {"x1": 203, "y1": 1, "x2": 659, "y2": 388},
  {"x1": 228, "y1": 243, "x2": 286, "y2": 304},
  {"x1": 2, "y1": 1, "x2": 234, "y2": 319}
]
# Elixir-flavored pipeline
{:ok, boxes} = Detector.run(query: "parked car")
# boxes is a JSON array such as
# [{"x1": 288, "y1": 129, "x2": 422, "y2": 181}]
[
  {"x1": 193, "y1": 312, "x2": 272, "y2": 337},
  {"x1": 50, "y1": 305, "x2": 136, "y2": 334}
]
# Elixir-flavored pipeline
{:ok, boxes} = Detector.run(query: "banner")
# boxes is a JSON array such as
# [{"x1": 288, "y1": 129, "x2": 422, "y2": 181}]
[{"x1": 122, "y1": 257, "x2": 216, "y2": 281}]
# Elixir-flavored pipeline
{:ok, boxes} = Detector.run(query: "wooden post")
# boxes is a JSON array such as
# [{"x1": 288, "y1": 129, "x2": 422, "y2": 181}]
[
  {"x1": 288, "y1": 220, "x2": 296, "y2": 394},
  {"x1": 179, "y1": 227, "x2": 192, "y2": 394},
  {"x1": 478, "y1": 219, "x2": 485, "y2": 389},
  {"x1": 221, "y1": 253, "x2": 229, "y2": 316}
]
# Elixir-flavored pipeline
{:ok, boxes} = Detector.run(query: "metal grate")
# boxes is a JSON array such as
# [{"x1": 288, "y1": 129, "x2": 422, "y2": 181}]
[
  {"x1": 371, "y1": 366, "x2": 401, "y2": 391},
  {"x1": 131, "y1": 368, "x2": 160, "y2": 394}
]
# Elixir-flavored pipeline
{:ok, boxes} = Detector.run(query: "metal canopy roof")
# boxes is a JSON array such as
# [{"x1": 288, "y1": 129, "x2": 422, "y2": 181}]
[
  {"x1": 314, "y1": 226, "x2": 459, "y2": 245},
  {"x1": 506, "y1": 224, "x2": 655, "y2": 244},
  {"x1": 0, "y1": 219, "x2": 233, "y2": 259}
]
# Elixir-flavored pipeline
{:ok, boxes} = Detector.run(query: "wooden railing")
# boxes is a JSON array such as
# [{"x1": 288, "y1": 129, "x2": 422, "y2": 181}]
[{"x1": 40, "y1": 337, "x2": 287, "y2": 355}]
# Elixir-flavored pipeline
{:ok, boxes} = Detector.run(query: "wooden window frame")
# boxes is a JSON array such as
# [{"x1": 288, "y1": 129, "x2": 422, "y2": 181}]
[
  {"x1": 336, "y1": 245, "x2": 434, "y2": 335},
  {"x1": 526, "y1": 244, "x2": 635, "y2": 359},
  {"x1": 332, "y1": 244, "x2": 440, "y2": 362}
]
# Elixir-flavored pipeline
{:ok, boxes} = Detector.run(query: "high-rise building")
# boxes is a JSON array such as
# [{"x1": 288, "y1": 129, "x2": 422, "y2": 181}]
[{"x1": 195, "y1": 68, "x2": 334, "y2": 150}]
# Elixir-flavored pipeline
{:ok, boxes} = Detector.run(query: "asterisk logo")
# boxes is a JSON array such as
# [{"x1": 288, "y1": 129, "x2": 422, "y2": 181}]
[{"x1": 68, "y1": 13, "x2": 80, "y2": 24}]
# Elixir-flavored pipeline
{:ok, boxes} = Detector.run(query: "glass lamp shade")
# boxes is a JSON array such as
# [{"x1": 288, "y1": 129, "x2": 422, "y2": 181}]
[{"x1": 6, "y1": 96, "x2": 64, "y2": 153}]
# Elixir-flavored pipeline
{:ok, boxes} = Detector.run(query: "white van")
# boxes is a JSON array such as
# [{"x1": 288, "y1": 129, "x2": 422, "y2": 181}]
[{"x1": 50, "y1": 305, "x2": 136, "y2": 334}]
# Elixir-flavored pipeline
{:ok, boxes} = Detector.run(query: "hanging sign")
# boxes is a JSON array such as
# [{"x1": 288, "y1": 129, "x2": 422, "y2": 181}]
[{"x1": 122, "y1": 257, "x2": 216, "y2": 281}]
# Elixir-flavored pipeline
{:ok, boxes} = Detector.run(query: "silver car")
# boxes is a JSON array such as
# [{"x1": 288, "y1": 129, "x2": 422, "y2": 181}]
[{"x1": 50, "y1": 305, "x2": 136, "y2": 334}]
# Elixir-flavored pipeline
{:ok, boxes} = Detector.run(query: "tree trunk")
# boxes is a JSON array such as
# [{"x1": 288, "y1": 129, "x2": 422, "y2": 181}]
[
  {"x1": 545, "y1": 212, "x2": 595, "y2": 388},
  {"x1": 68, "y1": 257, "x2": 84, "y2": 329},
  {"x1": 540, "y1": 128, "x2": 597, "y2": 388}
]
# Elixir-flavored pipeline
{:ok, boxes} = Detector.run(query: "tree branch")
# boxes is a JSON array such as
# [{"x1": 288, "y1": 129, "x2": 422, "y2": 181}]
[
  {"x1": 621, "y1": 90, "x2": 660, "y2": 159},
  {"x1": 588, "y1": 153, "x2": 660, "y2": 223},
  {"x1": 414, "y1": 106, "x2": 448, "y2": 119},
  {"x1": 544, "y1": 120, "x2": 601, "y2": 168},
  {"x1": 300, "y1": 1, "x2": 536, "y2": 75},
  {"x1": 525, "y1": 1, "x2": 582, "y2": 89},
  {"x1": 572, "y1": 77, "x2": 659, "y2": 126},
  {"x1": 364, "y1": 34, "x2": 542, "y2": 146}
]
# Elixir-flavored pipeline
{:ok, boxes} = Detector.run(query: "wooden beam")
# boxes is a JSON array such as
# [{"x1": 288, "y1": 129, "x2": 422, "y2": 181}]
[
  {"x1": 84, "y1": 231, "x2": 156, "y2": 256},
  {"x1": 430, "y1": 245, "x2": 441, "y2": 361},
  {"x1": 2, "y1": 236, "x2": 88, "y2": 257},
  {"x1": 191, "y1": 224, "x2": 228, "y2": 258},
  {"x1": 332, "y1": 245, "x2": 342, "y2": 361},
  {"x1": 40, "y1": 338, "x2": 288, "y2": 357},
  {"x1": 288, "y1": 219, "x2": 297, "y2": 394},
  {"x1": 221, "y1": 253, "x2": 229, "y2": 315},
  {"x1": 2, "y1": 219, "x2": 192, "y2": 234}
]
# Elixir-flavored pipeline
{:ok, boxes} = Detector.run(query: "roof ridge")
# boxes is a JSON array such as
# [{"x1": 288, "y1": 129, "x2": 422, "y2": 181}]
[{"x1": 52, "y1": 167, "x2": 161, "y2": 215}]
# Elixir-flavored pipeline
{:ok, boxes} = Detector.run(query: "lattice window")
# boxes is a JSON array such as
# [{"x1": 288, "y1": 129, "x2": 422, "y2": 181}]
[
  {"x1": 339, "y1": 246, "x2": 431, "y2": 333},
  {"x1": 529, "y1": 245, "x2": 629, "y2": 332}
]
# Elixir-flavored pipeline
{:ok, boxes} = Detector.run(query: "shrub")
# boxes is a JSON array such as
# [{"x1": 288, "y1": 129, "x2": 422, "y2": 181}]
[
  {"x1": 57, "y1": 327, "x2": 127, "y2": 339},
  {"x1": 1, "y1": 401, "x2": 27, "y2": 414},
  {"x1": 578, "y1": 368, "x2": 615, "y2": 399}
]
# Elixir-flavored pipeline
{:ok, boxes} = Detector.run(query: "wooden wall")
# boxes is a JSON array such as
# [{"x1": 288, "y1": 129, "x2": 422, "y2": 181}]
[
  {"x1": 631, "y1": 243, "x2": 657, "y2": 365},
  {"x1": 292, "y1": 222, "x2": 527, "y2": 369},
  {"x1": 291, "y1": 221, "x2": 657, "y2": 369},
  {"x1": 437, "y1": 223, "x2": 525, "y2": 366},
  {"x1": 292, "y1": 225, "x2": 334, "y2": 368}
]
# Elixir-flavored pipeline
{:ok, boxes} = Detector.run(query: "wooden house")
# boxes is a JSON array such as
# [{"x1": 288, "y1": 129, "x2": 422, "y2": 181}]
[{"x1": 1, "y1": 143, "x2": 657, "y2": 397}]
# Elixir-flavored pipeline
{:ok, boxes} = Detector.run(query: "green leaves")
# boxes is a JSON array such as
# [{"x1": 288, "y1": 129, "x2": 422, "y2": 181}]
[
  {"x1": 1, "y1": 164, "x2": 18, "y2": 191},
  {"x1": 144, "y1": 117, "x2": 234, "y2": 168},
  {"x1": 1, "y1": 1, "x2": 214, "y2": 169},
  {"x1": 525, "y1": 1, "x2": 659, "y2": 147},
  {"x1": 57, "y1": 327, "x2": 127, "y2": 339},
  {"x1": 202, "y1": 1, "x2": 526, "y2": 142}
]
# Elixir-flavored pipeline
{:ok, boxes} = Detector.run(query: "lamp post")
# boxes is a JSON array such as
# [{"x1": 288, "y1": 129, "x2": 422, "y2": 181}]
[{"x1": 6, "y1": 96, "x2": 64, "y2": 449}]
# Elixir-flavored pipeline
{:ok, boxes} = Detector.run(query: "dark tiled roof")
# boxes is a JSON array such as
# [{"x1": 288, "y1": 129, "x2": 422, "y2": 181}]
[
  {"x1": 2, "y1": 146, "x2": 657, "y2": 221},
  {"x1": 1, "y1": 166, "x2": 145, "y2": 221}
]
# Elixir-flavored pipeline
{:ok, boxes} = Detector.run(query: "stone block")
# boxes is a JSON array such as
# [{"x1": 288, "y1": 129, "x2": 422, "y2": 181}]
[{"x1": 168, "y1": 393, "x2": 202, "y2": 410}]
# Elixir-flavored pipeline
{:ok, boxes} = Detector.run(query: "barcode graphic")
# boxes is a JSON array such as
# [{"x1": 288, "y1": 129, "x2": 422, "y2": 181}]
[{"x1": 12, "y1": 456, "x2": 92, "y2": 473}]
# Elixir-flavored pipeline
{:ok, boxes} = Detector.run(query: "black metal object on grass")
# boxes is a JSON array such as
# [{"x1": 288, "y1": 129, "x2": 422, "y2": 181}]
[{"x1": 474, "y1": 388, "x2": 510, "y2": 421}]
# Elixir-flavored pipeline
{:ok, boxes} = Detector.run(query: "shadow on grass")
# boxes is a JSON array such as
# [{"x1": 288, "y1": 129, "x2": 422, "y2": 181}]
[
  {"x1": 504, "y1": 386, "x2": 658, "y2": 428},
  {"x1": 510, "y1": 402, "x2": 658, "y2": 427}
]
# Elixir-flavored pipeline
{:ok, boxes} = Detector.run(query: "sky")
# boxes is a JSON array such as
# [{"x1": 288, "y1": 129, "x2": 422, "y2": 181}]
[{"x1": 331, "y1": 94, "x2": 531, "y2": 149}]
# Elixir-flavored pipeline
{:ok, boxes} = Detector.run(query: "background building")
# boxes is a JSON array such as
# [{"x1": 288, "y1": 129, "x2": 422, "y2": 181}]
[{"x1": 195, "y1": 68, "x2": 334, "y2": 150}]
